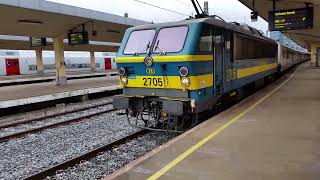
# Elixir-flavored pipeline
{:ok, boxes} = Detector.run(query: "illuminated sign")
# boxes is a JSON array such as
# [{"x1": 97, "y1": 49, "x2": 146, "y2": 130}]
[
  {"x1": 30, "y1": 37, "x2": 47, "y2": 47},
  {"x1": 269, "y1": 7, "x2": 313, "y2": 31},
  {"x1": 68, "y1": 31, "x2": 89, "y2": 45}
]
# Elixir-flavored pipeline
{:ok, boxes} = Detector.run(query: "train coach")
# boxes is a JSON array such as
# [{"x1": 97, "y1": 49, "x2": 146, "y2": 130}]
[
  {"x1": 277, "y1": 43, "x2": 309, "y2": 72},
  {"x1": 113, "y1": 17, "x2": 310, "y2": 132},
  {"x1": 0, "y1": 50, "x2": 116, "y2": 76}
]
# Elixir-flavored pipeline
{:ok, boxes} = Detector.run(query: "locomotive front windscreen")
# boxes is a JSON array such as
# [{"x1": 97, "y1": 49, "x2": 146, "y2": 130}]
[
  {"x1": 124, "y1": 29, "x2": 156, "y2": 54},
  {"x1": 123, "y1": 26, "x2": 188, "y2": 55},
  {"x1": 153, "y1": 26, "x2": 188, "y2": 53}
]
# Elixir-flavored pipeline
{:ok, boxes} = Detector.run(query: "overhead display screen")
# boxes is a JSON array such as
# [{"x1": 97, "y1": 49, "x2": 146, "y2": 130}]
[
  {"x1": 68, "y1": 31, "x2": 89, "y2": 45},
  {"x1": 269, "y1": 7, "x2": 313, "y2": 31},
  {"x1": 30, "y1": 37, "x2": 47, "y2": 47}
]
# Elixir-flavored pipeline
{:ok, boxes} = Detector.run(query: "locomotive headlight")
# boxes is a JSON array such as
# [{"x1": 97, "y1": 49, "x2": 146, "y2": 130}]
[
  {"x1": 181, "y1": 77, "x2": 190, "y2": 87},
  {"x1": 118, "y1": 67, "x2": 126, "y2": 76},
  {"x1": 179, "y1": 67, "x2": 189, "y2": 77},
  {"x1": 120, "y1": 76, "x2": 128, "y2": 84}
]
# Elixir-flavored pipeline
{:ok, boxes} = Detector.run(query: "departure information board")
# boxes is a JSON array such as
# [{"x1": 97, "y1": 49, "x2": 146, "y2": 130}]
[
  {"x1": 269, "y1": 7, "x2": 313, "y2": 31},
  {"x1": 30, "y1": 37, "x2": 47, "y2": 47},
  {"x1": 68, "y1": 31, "x2": 89, "y2": 45}
]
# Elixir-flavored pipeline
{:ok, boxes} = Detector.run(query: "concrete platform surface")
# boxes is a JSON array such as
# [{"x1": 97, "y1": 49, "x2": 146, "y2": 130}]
[
  {"x1": 0, "y1": 70, "x2": 117, "y2": 85},
  {"x1": 0, "y1": 76, "x2": 120, "y2": 108},
  {"x1": 108, "y1": 63, "x2": 320, "y2": 180}
]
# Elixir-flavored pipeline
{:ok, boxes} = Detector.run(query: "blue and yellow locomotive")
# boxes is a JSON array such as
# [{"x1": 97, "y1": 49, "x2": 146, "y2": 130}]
[{"x1": 113, "y1": 17, "x2": 308, "y2": 132}]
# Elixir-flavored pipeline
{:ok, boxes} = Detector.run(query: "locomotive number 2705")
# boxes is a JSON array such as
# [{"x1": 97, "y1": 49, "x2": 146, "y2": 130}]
[{"x1": 143, "y1": 77, "x2": 163, "y2": 87}]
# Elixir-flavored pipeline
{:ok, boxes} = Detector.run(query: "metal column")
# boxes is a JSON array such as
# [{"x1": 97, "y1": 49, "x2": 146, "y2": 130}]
[{"x1": 317, "y1": 48, "x2": 320, "y2": 67}]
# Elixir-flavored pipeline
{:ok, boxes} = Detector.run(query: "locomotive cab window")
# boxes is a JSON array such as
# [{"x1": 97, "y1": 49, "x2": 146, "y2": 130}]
[
  {"x1": 153, "y1": 26, "x2": 188, "y2": 53},
  {"x1": 124, "y1": 29, "x2": 156, "y2": 55},
  {"x1": 199, "y1": 26, "x2": 213, "y2": 53}
]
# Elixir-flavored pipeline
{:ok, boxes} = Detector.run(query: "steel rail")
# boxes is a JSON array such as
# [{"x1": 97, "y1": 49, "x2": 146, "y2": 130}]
[
  {"x1": 24, "y1": 130, "x2": 148, "y2": 180},
  {"x1": 0, "y1": 101, "x2": 112, "y2": 129},
  {"x1": 0, "y1": 108, "x2": 116, "y2": 143}
]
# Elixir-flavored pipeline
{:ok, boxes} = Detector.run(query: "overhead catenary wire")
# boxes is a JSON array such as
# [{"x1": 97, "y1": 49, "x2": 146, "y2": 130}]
[
  {"x1": 130, "y1": 0, "x2": 226, "y2": 22},
  {"x1": 172, "y1": 0, "x2": 193, "y2": 7},
  {"x1": 131, "y1": 0, "x2": 190, "y2": 16}
]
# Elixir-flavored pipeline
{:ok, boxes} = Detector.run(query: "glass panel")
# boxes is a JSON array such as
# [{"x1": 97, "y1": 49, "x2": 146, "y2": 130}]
[
  {"x1": 6, "y1": 52, "x2": 15, "y2": 56},
  {"x1": 29, "y1": 65, "x2": 36, "y2": 71},
  {"x1": 235, "y1": 34, "x2": 277, "y2": 60},
  {"x1": 199, "y1": 27, "x2": 212, "y2": 52},
  {"x1": 153, "y1": 26, "x2": 188, "y2": 53},
  {"x1": 124, "y1": 29, "x2": 156, "y2": 54}
]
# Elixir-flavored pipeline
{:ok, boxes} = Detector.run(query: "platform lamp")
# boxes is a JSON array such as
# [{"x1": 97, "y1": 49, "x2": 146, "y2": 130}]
[
  {"x1": 251, "y1": 0, "x2": 258, "y2": 22},
  {"x1": 124, "y1": 13, "x2": 128, "y2": 25},
  {"x1": 91, "y1": 21, "x2": 97, "y2": 37}
]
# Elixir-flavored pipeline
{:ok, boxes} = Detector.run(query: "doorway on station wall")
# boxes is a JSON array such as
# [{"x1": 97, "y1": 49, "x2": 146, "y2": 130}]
[
  {"x1": 104, "y1": 58, "x2": 112, "y2": 70},
  {"x1": 5, "y1": 58, "x2": 20, "y2": 75}
]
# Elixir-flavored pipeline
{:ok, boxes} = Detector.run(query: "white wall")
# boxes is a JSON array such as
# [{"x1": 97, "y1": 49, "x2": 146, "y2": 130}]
[
  {"x1": 0, "y1": 50, "x2": 116, "y2": 75},
  {"x1": 17, "y1": 56, "x2": 110, "y2": 74},
  {"x1": 0, "y1": 57, "x2": 7, "y2": 75}
]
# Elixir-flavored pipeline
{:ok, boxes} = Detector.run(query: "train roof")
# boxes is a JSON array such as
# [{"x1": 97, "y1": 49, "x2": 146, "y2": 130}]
[
  {"x1": 279, "y1": 42, "x2": 310, "y2": 54},
  {"x1": 128, "y1": 17, "x2": 276, "y2": 44}
]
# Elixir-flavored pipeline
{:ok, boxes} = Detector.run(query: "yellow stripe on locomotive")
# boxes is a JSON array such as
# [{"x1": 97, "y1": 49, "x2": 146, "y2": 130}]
[
  {"x1": 120, "y1": 74, "x2": 214, "y2": 90},
  {"x1": 116, "y1": 55, "x2": 213, "y2": 63},
  {"x1": 237, "y1": 63, "x2": 278, "y2": 79}
]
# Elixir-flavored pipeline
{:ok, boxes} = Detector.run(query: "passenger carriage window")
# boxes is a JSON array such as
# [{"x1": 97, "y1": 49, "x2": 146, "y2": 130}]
[
  {"x1": 234, "y1": 34, "x2": 277, "y2": 60},
  {"x1": 29, "y1": 65, "x2": 36, "y2": 71},
  {"x1": 124, "y1": 29, "x2": 156, "y2": 55},
  {"x1": 153, "y1": 26, "x2": 188, "y2": 53}
]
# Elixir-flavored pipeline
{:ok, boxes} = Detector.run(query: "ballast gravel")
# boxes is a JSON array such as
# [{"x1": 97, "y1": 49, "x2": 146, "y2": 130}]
[
  {"x1": 0, "y1": 104, "x2": 113, "y2": 137},
  {"x1": 0, "y1": 111, "x2": 137, "y2": 180},
  {"x1": 0, "y1": 97, "x2": 112, "y2": 126},
  {"x1": 48, "y1": 131, "x2": 177, "y2": 180}
]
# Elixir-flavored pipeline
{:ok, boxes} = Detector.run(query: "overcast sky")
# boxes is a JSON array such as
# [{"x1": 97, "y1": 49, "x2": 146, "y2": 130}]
[
  {"x1": 47, "y1": 0, "x2": 268, "y2": 33},
  {"x1": 17, "y1": 0, "x2": 268, "y2": 55}
]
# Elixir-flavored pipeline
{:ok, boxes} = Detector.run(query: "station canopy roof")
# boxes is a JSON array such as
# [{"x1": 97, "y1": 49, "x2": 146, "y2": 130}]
[
  {"x1": 0, "y1": 0, "x2": 147, "y2": 51},
  {"x1": 0, "y1": 35, "x2": 121, "y2": 52},
  {"x1": 239, "y1": 0, "x2": 320, "y2": 49}
]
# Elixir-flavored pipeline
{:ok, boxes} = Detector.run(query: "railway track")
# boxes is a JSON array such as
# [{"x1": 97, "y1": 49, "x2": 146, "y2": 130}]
[
  {"x1": 0, "y1": 100, "x2": 113, "y2": 129},
  {"x1": 24, "y1": 129, "x2": 148, "y2": 180},
  {"x1": 0, "y1": 103, "x2": 116, "y2": 143}
]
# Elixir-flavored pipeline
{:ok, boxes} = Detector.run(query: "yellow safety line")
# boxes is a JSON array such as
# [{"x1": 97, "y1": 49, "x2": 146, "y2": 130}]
[{"x1": 147, "y1": 65, "x2": 302, "y2": 180}]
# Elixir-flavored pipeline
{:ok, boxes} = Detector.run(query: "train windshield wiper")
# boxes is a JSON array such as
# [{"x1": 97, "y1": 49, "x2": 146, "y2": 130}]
[
  {"x1": 154, "y1": 40, "x2": 166, "y2": 55},
  {"x1": 133, "y1": 41, "x2": 151, "y2": 56},
  {"x1": 144, "y1": 41, "x2": 151, "y2": 55}
]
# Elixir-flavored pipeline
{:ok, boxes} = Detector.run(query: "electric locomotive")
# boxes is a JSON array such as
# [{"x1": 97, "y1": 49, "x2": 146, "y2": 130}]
[
  {"x1": 113, "y1": 15, "x2": 276, "y2": 132},
  {"x1": 113, "y1": 3, "x2": 309, "y2": 132}
]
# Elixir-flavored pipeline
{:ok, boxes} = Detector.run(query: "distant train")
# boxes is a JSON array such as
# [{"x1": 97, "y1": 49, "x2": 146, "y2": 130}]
[
  {"x1": 0, "y1": 50, "x2": 116, "y2": 76},
  {"x1": 113, "y1": 17, "x2": 310, "y2": 132}
]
